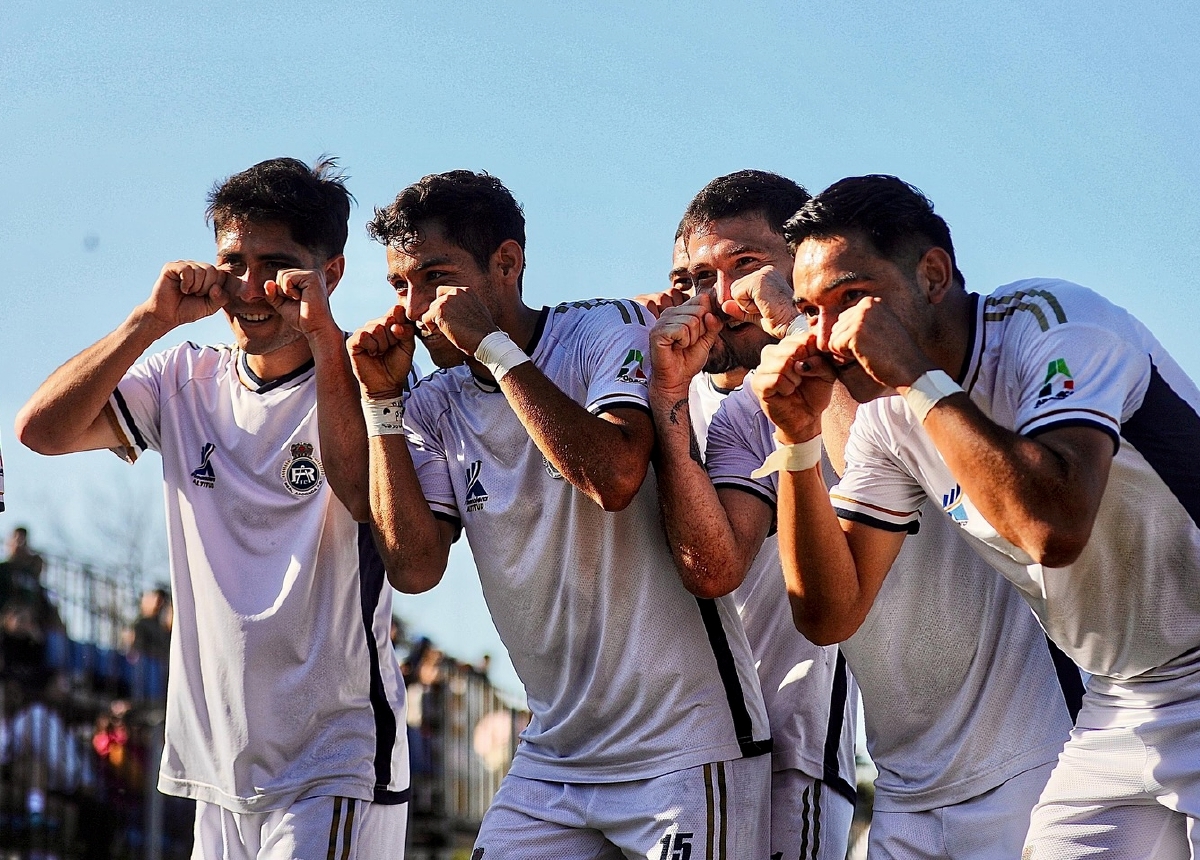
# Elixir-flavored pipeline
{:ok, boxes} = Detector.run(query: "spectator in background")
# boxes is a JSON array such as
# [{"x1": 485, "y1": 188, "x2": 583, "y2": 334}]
[
  {"x1": 124, "y1": 586, "x2": 172, "y2": 666},
  {"x1": 0, "y1": 527, "x2": 62, "y2": 636}
]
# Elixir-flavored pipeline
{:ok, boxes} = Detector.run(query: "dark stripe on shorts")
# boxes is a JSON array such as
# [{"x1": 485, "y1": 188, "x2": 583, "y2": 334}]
[
  {"x1": 822, "y1": 651, "x2": 858, "y2": 806},
  {"x1": 327, "y1": 797, "x2": 343, "y2": 860},
  {"x1": 695, "y1": 598, "x2": 771, "y2": 758},
  {"x1": 799, "y1": 785, "x2": 812, "y2": 859},
  {"x1": 704, "y1": 763, "x2": 715, "y2": 860},
  {"x1": 111, "y1": 389, "x2": 147, "y2": 452},
  {"x1": 340, "y1": 799, "x2": 356, "y2": 860},
  {"x1": 1044, "y1": 634, "x2": 1085, "y2": 723},
  {"x1": 1120, "y1": 363, "x2": 1200, "y2": 526},
  {"x1": 717, "y1": 761, "x2": 728, "y2": 860},
  {"x1": 812, "y1": 780, "x2": 823, "y2": 860},
  {"x1": 357, "y1": 523, "x2": 400, "y2": 800}
]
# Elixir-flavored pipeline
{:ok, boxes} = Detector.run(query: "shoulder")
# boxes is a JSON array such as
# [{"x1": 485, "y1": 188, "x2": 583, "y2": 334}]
[
  {"x1": 985, "y1": 279, "x2": 1134, "y2": 335},
  {"x1": 550, "y1": 298, "x2": 653, "y2": 333}
]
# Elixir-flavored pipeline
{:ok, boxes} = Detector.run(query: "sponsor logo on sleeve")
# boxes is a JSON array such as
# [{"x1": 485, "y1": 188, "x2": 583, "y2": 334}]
[
  {"x1": 465, "y1": 460, "x2": 490, "y2": 512},
  {"x1": 616, "y1": 348, "x2": 648, "y2": 385},
  {"x1": 942, "y1": 484, "x2": 969, "y2": 523},
  {"x1": 282, "y1": 442, "x2": 323, "y2": 496},
  {"x1": 191, "y1": 442, "x2": 217, "y2": 489},
  {"x1": 1035, "y1": 358, "x2": 1075, "y2": 407},
  {"x1": 542, "y1": 455, "x2": 564, "y2": 479}
]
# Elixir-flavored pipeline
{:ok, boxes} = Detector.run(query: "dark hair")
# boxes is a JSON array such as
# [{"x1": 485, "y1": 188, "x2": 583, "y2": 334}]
[
  {"x1": 783, "y1": 175, "x2": 965, "y2": 287},
  {"x1": 367, "y1": 171, "x2": 526, "y2": 277},
  {"x1": 682, "y1": 170, "x2": 811, "y2": 238},
  {"x1": 206, "y1": 156, "x2": 353, "y2": 259}
]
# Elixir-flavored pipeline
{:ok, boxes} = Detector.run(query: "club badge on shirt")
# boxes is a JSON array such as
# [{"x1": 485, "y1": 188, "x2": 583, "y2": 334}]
[{"x1": 282, "y1": 442, "x2": 323, "y2": 497}]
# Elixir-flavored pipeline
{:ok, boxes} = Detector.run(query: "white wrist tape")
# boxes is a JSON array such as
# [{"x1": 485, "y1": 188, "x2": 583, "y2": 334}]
[
  {"x1": 784, "y1": 315, "x2": 809, "y2": 338},
  {"x1": 474, "y1": 331, "x2": 531, "y2": 382},
  {"x1": 750, "y1": 435, "x2": 823, "y2": 478},
  {"x1": 902, "y1": 370, "x2": 963, "y2": 423},
  {"x1": 363, "y1": 397, "x2": 406, "y2": 438}
]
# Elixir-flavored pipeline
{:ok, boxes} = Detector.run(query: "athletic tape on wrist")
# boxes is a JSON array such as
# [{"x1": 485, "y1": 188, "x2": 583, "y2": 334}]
[
  {"x1": 474, "y1": 331, "x2": 531, "y2": 382},
  {"x1": 901, "y1": 369, "x2": 963, "y2": 423},
  {"x1": 363, "y1": 397, "x2": 406, "y2": 438},
  {"x1": 784, "y1": 315, "x2": 809, "y2": 338},
  {"x1": 750, "y1": 435, "x2": 823, "y2": 478}
]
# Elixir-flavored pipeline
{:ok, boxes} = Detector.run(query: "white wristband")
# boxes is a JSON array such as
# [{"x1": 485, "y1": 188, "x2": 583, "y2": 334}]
[
  {"x1": 901, "y1": 370, "x2": 963, "y2": 423},
  {"x1": 750, "y1": 435, "x2": 823, "y2": 478},
  {"x1": 363, "y1": 397, "x2": 406, "y2": 437},
  {"x1": 474, "y1": 331, "x2": 531, "y2": 382},
  {"x1": 784, "y1": 315, "x2": 809, "y2": 338}
]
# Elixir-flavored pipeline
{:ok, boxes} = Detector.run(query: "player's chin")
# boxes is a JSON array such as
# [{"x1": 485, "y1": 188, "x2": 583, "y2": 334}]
[{"x1": 837, "y1": 363, "x2": 890, "y2": 403}]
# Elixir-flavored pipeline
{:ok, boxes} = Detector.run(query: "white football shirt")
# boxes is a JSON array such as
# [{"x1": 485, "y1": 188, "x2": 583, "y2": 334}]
[
  {"x1": 834, "y1": 281, "x2": 1200, "y2": 680},
  {"x1": 404, "y1": 300, "x2": 771, "y2": 783},
  {"x1": 706, "y1": 380, "x2": 1075, "y2": 811},
  {"x1": 109, "y1": 343, "x2": 409, "y2": 813},
  {"x1": 690, "y1": 373, "x2": 858, "y2": 806}
]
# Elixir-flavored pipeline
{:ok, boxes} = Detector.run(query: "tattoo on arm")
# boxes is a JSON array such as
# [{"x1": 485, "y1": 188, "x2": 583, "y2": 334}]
[
  {"x1": 688, "y1": 428, "x2": 704, "y2": 466},
  {"x1": 667, "y1": 398, "x2": 688, "y2": 426}
]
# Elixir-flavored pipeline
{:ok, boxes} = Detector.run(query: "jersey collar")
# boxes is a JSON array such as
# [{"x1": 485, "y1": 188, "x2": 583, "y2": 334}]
[
  {"x1": 236, "y1": 350, "x2": 316, "y2": 394},
  {"x1": 959, "y1": 292, "x2": 984, "y2": 393},
  {"x1": 469, "y1": 306, "x2": 551, "y2": 393}
]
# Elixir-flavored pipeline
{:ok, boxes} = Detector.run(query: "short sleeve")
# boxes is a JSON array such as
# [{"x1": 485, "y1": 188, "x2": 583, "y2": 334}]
[
  {"x1": 705, "y1": 384, "x2": 779, "y2": 510},
  {"x1": 831, "y1": 404, "x2": 925, "y2": 534},
  {"x1": 401, "y1": 384, "x2": 461, "y2": 527},
  {"x1": 575, "y1": 300, "x2": 654, "y2": 416},
  {"x1": 109, "y1": 348, "x2": 175, "y2": 462}
]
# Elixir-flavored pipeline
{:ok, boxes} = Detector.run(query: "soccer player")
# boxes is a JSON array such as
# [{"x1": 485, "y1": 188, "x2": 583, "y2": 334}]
[
  {"x1": 654, "y1": 172, "x2": 1077, "y2": 858},
  {"x1": 348, "y1": 170, "x2": 771, "y2": 858},
  {"x1": 745, "y1": 174, "x2": 1200, "y2": 858},
  {"x1": 15, "y1": 158, "x2": 409, "y2": 858},
  {"x1": 650, "y1": 171, "x2": 858, "y2": 860}
]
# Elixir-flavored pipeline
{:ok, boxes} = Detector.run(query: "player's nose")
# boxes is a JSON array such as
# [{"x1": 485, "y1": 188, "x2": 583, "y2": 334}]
[{"x1": 234, "y1": 269, "x2": 268, "y2": 302}]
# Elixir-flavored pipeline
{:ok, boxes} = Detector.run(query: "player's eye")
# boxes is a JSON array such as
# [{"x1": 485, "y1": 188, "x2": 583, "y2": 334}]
[{"x1": 693, "y1": 273, "x2": 716, "y2": 290}]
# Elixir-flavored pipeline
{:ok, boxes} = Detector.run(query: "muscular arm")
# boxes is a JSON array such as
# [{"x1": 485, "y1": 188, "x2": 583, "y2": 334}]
[
  {"x1": 917, "y1": 395, "x2": 1113, "y2": 567},
  {"x1": 308, "y1": 328, "x2": 371, "y2": 521},
  {"x1": 649, "y1": 387, "x2": 772, "y2": 598},
  {"x1": 500, "y1": 363, "x2": 655, "y2": 512}
]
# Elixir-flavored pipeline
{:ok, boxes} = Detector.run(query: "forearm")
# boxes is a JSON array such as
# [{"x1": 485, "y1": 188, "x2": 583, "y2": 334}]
[
  {"x1": 918, "y1": 395, "x2": 1109, "y2": 566},
  {"x1": 777, "y1": 465, "x2": 872, "y2": 644},
  {"x1": 500, "y1": 363, "x2": 651, "y2": 511},
  {"x1": 17, "y1": 305, "x2": 169, "y2": 454},
  {"x1": 368, "y1": 436, "x2": 450, "y2": 593},
  {"x1": 650, "y1": 386, "x2": 753, "y2": 598},
  {"x1": 310, "y1": 328, "x2": 370, "y2": 520}
]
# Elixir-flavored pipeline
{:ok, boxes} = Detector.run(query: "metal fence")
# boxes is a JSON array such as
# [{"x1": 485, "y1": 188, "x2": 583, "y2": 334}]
[{"x1": 1, "y1": 553, "x2": 526, "y2": 859}]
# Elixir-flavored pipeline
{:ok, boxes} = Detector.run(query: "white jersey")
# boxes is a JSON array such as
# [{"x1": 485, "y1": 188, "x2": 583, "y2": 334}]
[
  {"x1": 834, "y1": 281, "x2": 1200, "y2": 680},
  {"x1": 404, "y1": 300, "x2": 771, "y2": 783},
  {"x1": 109, "y1": 343, "x2": 409, "y2": 813},
  {"x1": 689, "y1": 373, "x2": 858, "y2": 806},
  {"x1": 705, "y1": 380, "x2": 1075, "y2": 811}
]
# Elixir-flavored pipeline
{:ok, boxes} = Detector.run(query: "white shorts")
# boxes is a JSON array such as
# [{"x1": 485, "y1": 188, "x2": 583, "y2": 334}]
[
  {"x1": 867, "y1": 762, "x2": 1054, "y2": 860},
  {"x1": 1023, "y1": 660, "x2": 1200, "y2": 860},
  {"x1": 191, "y1": 795, "x2": 407, "y2": 860},
  {"x1": 770, "y1": 768, "x2": 854, "y2": 860},
  {"x1": 472, "y1": 756, "x2": 770, "y2": 859}
]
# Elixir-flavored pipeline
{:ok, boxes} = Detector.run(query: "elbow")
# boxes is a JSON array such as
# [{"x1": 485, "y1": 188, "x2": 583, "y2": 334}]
[
  {"x1": 15, "y1": 406, "x2": 64, "y2": 456},
  {"x1": 1021, "y1": 518, "x2": 1094, "y2": 568},
  {"x1": 789, "y1": 603, "x2": 864, "y2": 646},
  {"x1": 594, "y1": 463, "x2": 649, "y2": 512}
]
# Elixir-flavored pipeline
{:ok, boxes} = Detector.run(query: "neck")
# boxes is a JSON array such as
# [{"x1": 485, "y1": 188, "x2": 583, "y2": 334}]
[
  {"x1": 928, "y1": 288, "x2": 975, "y2": 383},
  {"x1": 710, "y1": 367, "x2": 749, "y2": 391},
  {"x1": 244, "y1": 339, "x2": 314, "y2": 382},
  {"x1": 466, "y1": 301, "x2": 542, "y2": 381}
]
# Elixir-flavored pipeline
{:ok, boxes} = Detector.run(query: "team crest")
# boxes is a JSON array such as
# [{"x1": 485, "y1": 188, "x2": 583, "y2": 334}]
[
  {"x1": 942, "y1": 484, "x2": 969, "y2": 524},
  {"x1": 542, "y1": 455, "x2": 564, "y2": 480},
  {"x1": 191, "y1": 442, "x2": 216, "y2": 489},
  {"x1": 616, "y1": 348, "x2": 648, "y2": 385},
  {"x1": 466, "y1": 460, "x2": 490, "y2": 512},
  {"x1": 282, "y1": 442, "x2": 323, "y2": 497},
  {"x1": 1035, "y1": 357, "x2": 1075, "y2": 407}
]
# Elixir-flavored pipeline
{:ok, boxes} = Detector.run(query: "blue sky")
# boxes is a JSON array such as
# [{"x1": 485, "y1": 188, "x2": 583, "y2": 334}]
[{"x1": 2, "y1": 0, "x2": 1198, "y2": 697}]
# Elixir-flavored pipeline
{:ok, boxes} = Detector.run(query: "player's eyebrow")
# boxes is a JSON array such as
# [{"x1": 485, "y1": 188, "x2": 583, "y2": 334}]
[
  {"x1": 410, "y1": 255, "x2": 456, "y2": 273},
  {"x1": 818, "y1": 271, "x2": 873, "y2": 295}
]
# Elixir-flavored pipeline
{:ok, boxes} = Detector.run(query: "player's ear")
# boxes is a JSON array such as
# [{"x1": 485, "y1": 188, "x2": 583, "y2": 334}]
[
  {"x1": 492, "y1": 240, "x2": 524, "y2": 290},
  {"x1": 323, "y1": 255, "x2": 347, "y2": 295},
  {"x1": 917, "y1": 247, "x2": 954, "y2": 304}
]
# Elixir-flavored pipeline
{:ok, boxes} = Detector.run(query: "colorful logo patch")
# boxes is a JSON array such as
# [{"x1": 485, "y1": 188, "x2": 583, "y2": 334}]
[
  {"x1": 191, "y1": 442, "x2": 216, "y2": 489},
  {"x1": 1036, "y1": 357, "x2": 1075, "y2": 407},
  {"x1": 282, "y1": 442, "x2": 323, "y2": 496},
  {"x1": 466, "y1": 460, "x2": 490, "y2": 512},
  {"x1": 616, "y1": 348, "x2": 648, "y2": 385},
  {"x1": 942, "y1": 484, "x2": 969, "y2": 524}
]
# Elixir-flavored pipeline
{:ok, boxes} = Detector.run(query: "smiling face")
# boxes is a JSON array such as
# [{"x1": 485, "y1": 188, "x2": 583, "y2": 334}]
[
  {"x1": 385, "y1": 224, "x2": 502, "y2": 369},
  {"x1": 686, "y1": 213, "x2": 783, "y2": 374},
  {"x1": 216, "y1": 219, "x2": 335, "y2": 364},
  {"x1": 792, "y1": 231, "x2": 933, "y2": 402}
]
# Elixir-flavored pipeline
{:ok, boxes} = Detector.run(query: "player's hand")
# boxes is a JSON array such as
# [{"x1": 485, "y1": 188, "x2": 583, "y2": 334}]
[
  {"x1": 827, "y1": 296, "x2": 935, "y2": 389},
  {"x1": 142, "y1": 261, "x2": 232, "y2": 332},
  {"x1": 752, "y1": 334, "x2": 836, "y2": 443},
  {"x1": 634, "y1": 286, "x2": 691, "y2": 319},
  {"x1": 724, "y1": 266, "x2": 798, "y2": 338},
  {"x1": 349, "y1": 307, "x2": 417, "y2": 399},
  {"x1": 420, "y1": 286, "x2": 499, "y2": 357},
  {"x1": 649, "y1": 293, "x2": 722, "y2": 394},
  {"x1": 263, "y1": 268, "x2": 339, "y2": 339}
]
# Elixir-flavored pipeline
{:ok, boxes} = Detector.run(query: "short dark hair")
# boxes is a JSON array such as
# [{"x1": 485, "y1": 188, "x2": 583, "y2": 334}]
[
  {"x1": 682, "y1": 170, "x2": 811, "y2": 238},
  {"x1": 206, "y1": 156, "x2": 352, "y2": 259},
  {"x1": 783, "y1": 175, "x2": 965, "y2": 287},
  {"x1": 367, "y1": 171, "x2": 526, "y2": 277}
]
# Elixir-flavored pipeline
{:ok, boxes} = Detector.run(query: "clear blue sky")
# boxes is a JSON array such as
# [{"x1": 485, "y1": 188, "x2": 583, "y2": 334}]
[{"x1": 2, "y1": 0, "x2": 1198, "y2": 697}]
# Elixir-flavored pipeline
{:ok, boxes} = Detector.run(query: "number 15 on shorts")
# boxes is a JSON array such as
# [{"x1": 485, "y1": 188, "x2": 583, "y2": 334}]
[{"x1": 658, "y1": 832, "x2": 693, "y2": 860}]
